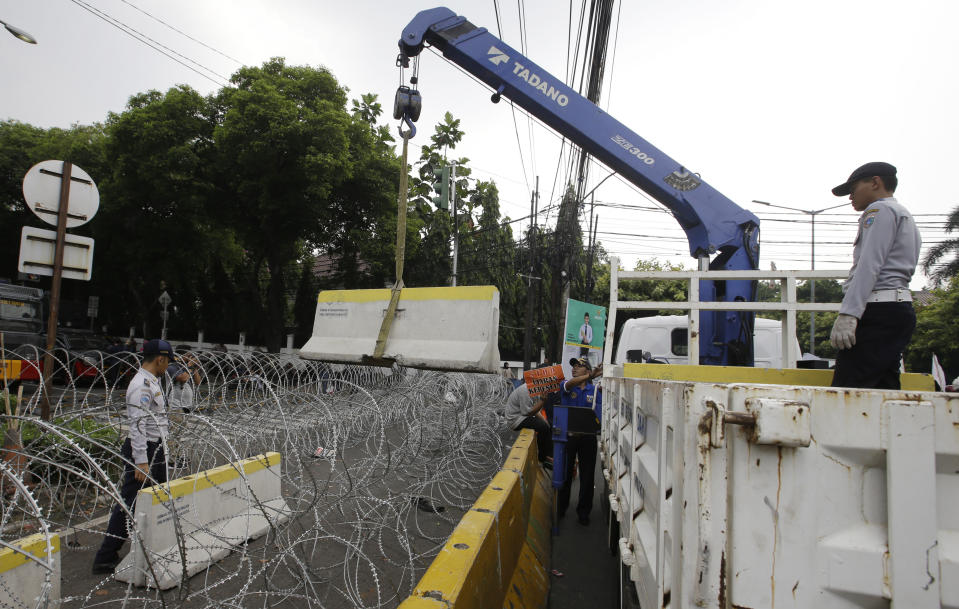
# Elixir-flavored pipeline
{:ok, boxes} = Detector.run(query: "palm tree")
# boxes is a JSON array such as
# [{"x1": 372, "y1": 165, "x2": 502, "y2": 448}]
[{"x1": 922, "y1": 204, "x2": 959, "y2": 285}]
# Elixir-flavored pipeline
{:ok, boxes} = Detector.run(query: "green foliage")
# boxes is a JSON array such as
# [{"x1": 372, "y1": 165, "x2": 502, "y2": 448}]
[
  {"x1": 906, "y1": 277, "x2": 959, "y2": 377},
  {"x1": 292, "y1": 257, "x2": 317, "y2": 347},
  {"x1": 1, "y1": 61, "x2": 630, "y2": 359},
  {"x1": 922, "y1": 205, "x2": 959, "y2": 286},
  {"x1": 2, "y1": 416, "x2": 122, "y2": 483},
  {"x1": 0, "y1": 121, "x2": 108, "y2": 287},
  {"x1": 752, "y1": 279, "x2": 843, "y2": 357}
]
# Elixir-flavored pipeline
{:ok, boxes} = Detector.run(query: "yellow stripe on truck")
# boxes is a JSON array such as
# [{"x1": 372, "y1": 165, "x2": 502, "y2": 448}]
[
  {"x1": 317, "y1": 286, "x2": 497, "y2": 303},
  {"x1": 623, "y1": 363, "x2": 935, "y2": 391},
  {"x1": 0, "y1": 533, "x2": 60, "y2": 574},
  {"x1": 143, "y1": 452, "x2": 281, "y2": 505}
]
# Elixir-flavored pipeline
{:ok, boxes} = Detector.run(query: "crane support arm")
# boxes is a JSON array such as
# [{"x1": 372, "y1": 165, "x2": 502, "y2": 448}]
[{"x1": 399, "y1": 7, "x2": 760, "y2": 265}]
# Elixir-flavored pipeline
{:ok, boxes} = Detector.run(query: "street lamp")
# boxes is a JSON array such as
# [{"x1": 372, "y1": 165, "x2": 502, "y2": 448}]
[
  {"x1": 751, "y1": 199, "x2": 848, "y2": 355},
  {"x1": 0, "y1": 19, "x2": 37, "y2": 44}
]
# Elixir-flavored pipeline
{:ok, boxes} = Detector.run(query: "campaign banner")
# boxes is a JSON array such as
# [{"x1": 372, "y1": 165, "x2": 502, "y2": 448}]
[
  {"x1": 562, "y1": 299, "x2": 607, "y2": 377},
  {"x1": 564, "y1": 299, "x2": 606, "y2": 350},
  {"x1": 523, "y1": 365, "x2": 565, "y2": 398}
]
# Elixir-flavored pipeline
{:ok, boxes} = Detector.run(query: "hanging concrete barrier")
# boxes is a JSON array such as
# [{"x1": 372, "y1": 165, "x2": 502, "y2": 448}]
[
  {"x1": 300, "y1": 286, "x2": 501, "y2": 373},
  {"x1": 399, "y1": 429, "x2": 551, "y2": 608},
  {"x1": 0, "y1": 532, "x2": 60, "y2": 608},
  {"x1": 114, "y1": 452, "x2": 290, "y2": 589}
]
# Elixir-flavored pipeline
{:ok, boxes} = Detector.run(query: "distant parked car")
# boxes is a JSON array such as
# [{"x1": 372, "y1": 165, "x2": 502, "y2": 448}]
[{"x1": 3, "y1": 330, "x2": 116, "y2": 385}]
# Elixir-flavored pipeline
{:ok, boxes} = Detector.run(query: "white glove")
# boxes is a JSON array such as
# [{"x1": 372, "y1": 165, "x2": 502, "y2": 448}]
[{"x1": 830, "y1": 314, "x2": 858, "y2": 350}]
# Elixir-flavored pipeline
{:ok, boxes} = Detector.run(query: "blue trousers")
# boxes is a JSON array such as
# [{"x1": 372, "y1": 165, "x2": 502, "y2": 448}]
[
  {"x1": 832, "y1": 302, "x2": 916, "y2": 389},
  {"x1": 93, "y1": 438, "x2": 167, "y2": 563}
]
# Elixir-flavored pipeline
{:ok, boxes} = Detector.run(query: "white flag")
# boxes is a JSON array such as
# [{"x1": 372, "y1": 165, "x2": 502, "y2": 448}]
[{"x1": 932, "y1": 354, "x2": 947, "y2": 391}]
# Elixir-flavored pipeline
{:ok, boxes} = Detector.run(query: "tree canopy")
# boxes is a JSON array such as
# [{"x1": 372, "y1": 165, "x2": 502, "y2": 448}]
[
  {"x1": 0, "y1": 59, "x2": 576, "y2": 358},
  {"x1": 922, "y1": 204, "x2": 959, "y2": 285}
]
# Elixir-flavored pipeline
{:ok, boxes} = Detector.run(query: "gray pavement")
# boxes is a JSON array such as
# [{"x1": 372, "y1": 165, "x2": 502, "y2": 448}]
[{"x1": 549, "y1": 453, "x2": 619, "y2": 609}]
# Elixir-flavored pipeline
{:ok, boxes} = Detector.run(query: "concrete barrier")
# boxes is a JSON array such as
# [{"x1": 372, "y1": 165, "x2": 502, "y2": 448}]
[
  {"x1": 300, "y1": 286, "x2": 501, "y2": 373},
  {"x1": 399, "y1": 429, "x2": 551, "y2": 609},
  {"x1": 0, "y1": 532, "x2": 60, "y2": 608},
  {"x1": 114, "y1": 452, "x2": 290, "y2": 589}
]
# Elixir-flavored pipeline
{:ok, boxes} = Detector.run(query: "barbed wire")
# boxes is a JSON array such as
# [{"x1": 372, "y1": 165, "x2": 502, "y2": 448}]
[{"x1": 0, "y1": 349, "x2": 516, "y2": 608}]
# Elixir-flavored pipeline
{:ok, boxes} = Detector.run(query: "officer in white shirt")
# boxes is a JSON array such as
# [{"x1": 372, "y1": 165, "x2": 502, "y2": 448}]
[
  {"x1": 92, "y1": 338, "x2": 175, "y2": 574},
  {"x1": 167, "y1": 357, "x2": 202, "y2": 413},
  {"x1": 829, "y1": 162, "x2": 921, "y2": 389}
]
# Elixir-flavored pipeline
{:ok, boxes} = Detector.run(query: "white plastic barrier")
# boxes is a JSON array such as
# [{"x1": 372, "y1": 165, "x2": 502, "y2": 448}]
[
  {"x1": 602, "y1": 369, "x2": 959, "y2": 609},
  {"x1": 115, "y1": 452, "x2": 290, "y2": 589},
  {"x1": 0, "y1": 533, "x2": 60, "y2": 608},
  {"x1": 300, "y1": 286, "x2": 500, "y2": 373}
]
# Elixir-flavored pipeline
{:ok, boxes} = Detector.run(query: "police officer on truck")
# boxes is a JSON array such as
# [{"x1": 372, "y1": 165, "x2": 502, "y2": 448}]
[
  {"x1": 828, "y1": 162, "x2": 921, "y2": 389},
  {"x1": 92, "y1": 338, "x2": 176, "y2": 574}
]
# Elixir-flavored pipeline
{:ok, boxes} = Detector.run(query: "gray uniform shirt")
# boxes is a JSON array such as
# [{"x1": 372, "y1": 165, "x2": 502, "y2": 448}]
[
  {"x1": 840, "y1": 197, "x2": 921, "y2": 318},
  {"x1": 126, "y1": 367, "x2": 169, "y2": 464},
  {"x1": 505, "y1": 384, "x2": 539, "y2": 430}
]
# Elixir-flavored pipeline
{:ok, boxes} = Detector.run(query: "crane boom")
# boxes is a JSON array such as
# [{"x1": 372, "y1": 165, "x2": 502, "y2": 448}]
[{"x1": 399, "y1": 7, "x2": 761, "y2": 365}]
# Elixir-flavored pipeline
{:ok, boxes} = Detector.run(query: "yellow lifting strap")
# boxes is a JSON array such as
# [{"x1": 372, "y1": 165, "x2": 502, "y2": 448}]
[{"x1": 368, "y1": 128, "x2": 411, "y2": 364}]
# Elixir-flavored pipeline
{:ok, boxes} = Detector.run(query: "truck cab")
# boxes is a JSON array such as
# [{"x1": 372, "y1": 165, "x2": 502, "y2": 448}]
[
  {"x1": 0, "y1": 283, "x2": 44, "y2": 336},
  {"x1": 614, "y1": 315, "x2": 801, "y2": 369}
]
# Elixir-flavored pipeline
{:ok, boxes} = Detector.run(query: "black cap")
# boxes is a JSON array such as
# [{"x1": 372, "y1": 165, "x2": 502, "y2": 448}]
[
  {"x1": 569, "y1": 357, "x2": 591, "y2": 369},
  {"x1": 831, "y1": 162, "x2": 897, "y2": 196},
  {"x1": 142, "y1": 338, "x2": 176, "y2": 361},
  {"x1": 167, "y1": 362, "x2": 187, "y2": 378}
]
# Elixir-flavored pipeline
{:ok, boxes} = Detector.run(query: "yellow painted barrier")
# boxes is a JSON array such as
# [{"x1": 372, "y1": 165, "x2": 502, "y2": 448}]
[
  {"x1": 623, "y1": 362, "x2": 935, "y2": 391},
  {"x1": 399, "y1": 429, "x2": 551, "y2": 609},
  {"x1": 0, "y1": 532, "x2": 60, "y2": 607},
  {"x1": 114, "y1": 452, "x2": 290, "y2": 589}
]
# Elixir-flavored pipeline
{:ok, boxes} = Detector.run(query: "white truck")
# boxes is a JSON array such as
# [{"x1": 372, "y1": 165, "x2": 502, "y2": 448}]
[
  {"x1": 602, "y1": 262, "x2": 956, "y2": 609},
  {"x1": 613, "y1": 315, "x2": 801, "y2": 369}
]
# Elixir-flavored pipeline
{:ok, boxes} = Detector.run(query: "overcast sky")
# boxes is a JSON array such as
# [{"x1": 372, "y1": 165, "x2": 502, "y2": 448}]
[{"x1": 2, "y1": 0, "x2": 955, "y2": 290}]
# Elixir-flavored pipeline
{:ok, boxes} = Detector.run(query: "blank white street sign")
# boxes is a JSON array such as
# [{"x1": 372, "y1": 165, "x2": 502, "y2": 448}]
[
  {"x1": 18, "y1": 226, "x2": 95, "y2": 281},
  {"x1": 21, "y1": 160, "x2": 99, "y2": 229}
]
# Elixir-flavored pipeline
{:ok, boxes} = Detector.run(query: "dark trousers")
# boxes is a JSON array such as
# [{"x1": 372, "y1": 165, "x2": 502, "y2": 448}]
[
  {"x1": 516, "y1": 415, "x2": 552, "y2": 463},
  {"x1": 558, "y1": 434, "x2": 597, "y2": 518},
  {"x1": 832, "y1": 302, "x2": 916, "y2": 390},
  {"x1": 94, "y1": 438, "x2": 167, "y2": 563}
]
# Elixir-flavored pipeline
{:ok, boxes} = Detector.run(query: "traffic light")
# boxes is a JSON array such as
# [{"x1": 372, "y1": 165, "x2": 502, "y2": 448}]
[{"x1": 431, "y1": 165, "x2": 450, "y2": 210}]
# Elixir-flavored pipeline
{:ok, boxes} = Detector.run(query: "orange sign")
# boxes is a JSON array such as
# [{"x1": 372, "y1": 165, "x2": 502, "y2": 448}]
[{"x1": 523, "y1": 365, "x2": 565, "y2": 398}]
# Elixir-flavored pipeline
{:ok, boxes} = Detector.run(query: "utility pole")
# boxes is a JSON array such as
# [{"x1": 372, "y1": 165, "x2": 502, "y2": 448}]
[
  {"x1": 523, "y1": 177, "x2": 539, "y2": 371},
  {"x1": 39, "y1": 162, "x2": 72, "y2": 421},
  {"x1": 586, "y1": 194, "x2": 599, "y2": 295},
  {"x1": 451, "y1": 162, "x2": 458, "y2": 287}
]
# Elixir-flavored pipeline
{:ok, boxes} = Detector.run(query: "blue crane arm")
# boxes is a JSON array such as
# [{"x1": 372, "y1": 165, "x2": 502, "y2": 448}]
[
  {"x1": 400, "y1": 7, "x2": 761, "y2": 367},
  {"x1": 399, "y1": 7, "x2": 760, "y2": 266}
]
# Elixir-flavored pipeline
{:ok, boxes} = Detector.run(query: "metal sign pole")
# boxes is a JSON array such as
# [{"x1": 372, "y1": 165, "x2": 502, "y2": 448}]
[
  {"x1": 158, "y1": 291, "x2": 172, "y2": 341},
  {"x1": 40, "y1": 161, "x2": 72, "y2": 421}
]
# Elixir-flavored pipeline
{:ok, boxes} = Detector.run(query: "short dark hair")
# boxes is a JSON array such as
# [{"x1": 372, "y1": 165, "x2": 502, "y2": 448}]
[
  {"x1": 862, "y1": 174, "x2": 897, "y2": 193},
  {"x1": 878, "y1": 174, "x2": 897, "y2": 193},
  {"x1": 143, "y1": 354, "x2": 160, "y2": 364}
]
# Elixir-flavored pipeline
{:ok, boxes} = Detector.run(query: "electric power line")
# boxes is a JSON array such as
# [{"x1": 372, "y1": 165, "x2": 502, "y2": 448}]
[
  {"x1": 67, "y1": 0, "x2": 230, "y2": 88},
  {"x1": 119, "y1": 0, "x2": 244, "y2": 65}
]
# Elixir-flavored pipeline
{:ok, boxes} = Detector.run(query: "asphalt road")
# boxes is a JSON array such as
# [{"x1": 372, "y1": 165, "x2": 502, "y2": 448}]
[{"x1": 550, "y1": 453, "x2": 619, "y2": 609}]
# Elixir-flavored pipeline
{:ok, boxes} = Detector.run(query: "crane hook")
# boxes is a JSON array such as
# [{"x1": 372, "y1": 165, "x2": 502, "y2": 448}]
[{"x1": 398, "y1": 114, "x2": 416, "y2": 139}]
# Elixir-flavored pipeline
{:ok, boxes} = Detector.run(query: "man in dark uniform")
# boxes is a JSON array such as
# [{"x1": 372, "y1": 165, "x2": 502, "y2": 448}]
[
  {"x1": 829, "y1": 162, "x2": 921, "y2": 389},
  {"x1": 92, "y1": 339, "x2": 176, "y2": 574},
  {"x1": 558, "y1": 357, "x2": 602, "y2": 525}
]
